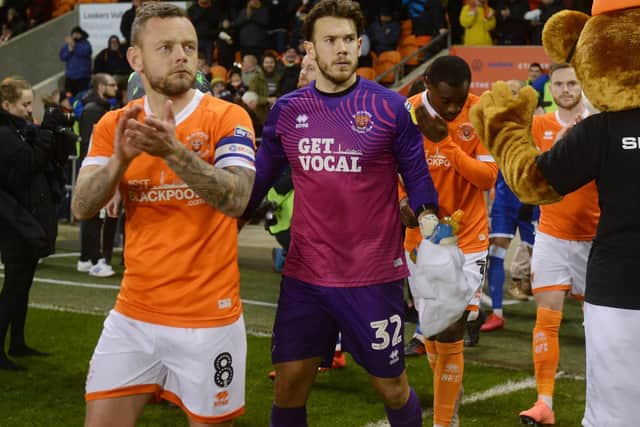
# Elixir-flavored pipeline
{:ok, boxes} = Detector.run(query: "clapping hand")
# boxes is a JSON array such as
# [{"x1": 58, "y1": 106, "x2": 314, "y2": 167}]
[{"x1": 125, "y1": 100, "x2": 182, "y2": 158}]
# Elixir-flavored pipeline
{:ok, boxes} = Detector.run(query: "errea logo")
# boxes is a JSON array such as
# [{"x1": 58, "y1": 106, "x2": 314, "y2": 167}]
[
  {"x1": 622, "y1": 137, "x2": 640, "y2": 150},
  {"x1": 296, "y1": 114, "x2": 309, "y2": 128},
  {"x1": 543, "y1": 130, "x2": 554, "y2": 140},
  {"x1": 389, "y1": 349, "x2": 400, "y2": 365}
]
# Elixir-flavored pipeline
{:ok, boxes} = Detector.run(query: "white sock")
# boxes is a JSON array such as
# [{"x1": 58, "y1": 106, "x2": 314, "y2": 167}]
[
  {"x1": 494, "y1": 308, "x2": 503, "y2": 318},
  {"x1": 539, "y1": 394, "x2": 553, "y2": 409}
]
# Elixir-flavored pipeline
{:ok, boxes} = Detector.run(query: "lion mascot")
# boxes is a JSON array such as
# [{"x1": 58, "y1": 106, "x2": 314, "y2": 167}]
[{"x1": 470, "y1": 1, "x2": 640, "y2": 425}]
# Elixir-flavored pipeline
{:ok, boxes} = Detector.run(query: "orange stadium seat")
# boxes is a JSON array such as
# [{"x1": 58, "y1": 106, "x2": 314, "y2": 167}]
[
  {"x1": 400, "y1": 19, "x2": 413, "y2": 39},
  {"x1": 416, "y1": 35, "x2": 433, "y2": 47},
  {"x1": 356, "y1": 67, "x2": 376, "y2": 80},
  {"x1": 398, "y1": 35, "x2": 420, "y2": 66},
  {"x1": 374, "y1": 50, "x2": 402, "y2": 85},
  {"x1": 210, "y1": 65, "x2": 228, "y2": 82}
]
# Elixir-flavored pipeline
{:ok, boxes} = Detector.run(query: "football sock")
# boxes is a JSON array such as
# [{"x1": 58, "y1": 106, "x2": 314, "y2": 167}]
[
  {"x1": 385, "y1": 387, "x2": 422, "y2": 427},
  {"x1": 488, "y1": 245, "x2": 507, "y2": 311},
  {"x1": 533, "y1": 307, "x2": 563, "y2": 408},
  {"x1": 271, "y1": 404, "x2": 307, "y2": 427},
  {"x1": 433, "y1": 340, "x2": 464, "y2": 426}
]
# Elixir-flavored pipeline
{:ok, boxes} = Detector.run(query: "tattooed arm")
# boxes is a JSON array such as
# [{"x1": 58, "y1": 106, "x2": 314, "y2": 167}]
[
  {"x1": 71, "y1": 161, "x2": 127, "y2": 220},
  {"x1": 164, "y1": 148, "x2": 255, "y2": 217},
  {"x1": 71, "y1": 106, "x2": 142, "y2": 220},
  {"x1": 125, "y1": 100, "x2": 255, "y2": 218}
]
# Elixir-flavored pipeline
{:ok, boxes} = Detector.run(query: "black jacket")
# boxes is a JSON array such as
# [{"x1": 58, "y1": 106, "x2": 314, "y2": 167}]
[
  {"x1": 79, "y1": 91, "x2": 112, "y2": 162},
  {"x1": 0, "y1": 110, "x2": 63, "y2": 261}
]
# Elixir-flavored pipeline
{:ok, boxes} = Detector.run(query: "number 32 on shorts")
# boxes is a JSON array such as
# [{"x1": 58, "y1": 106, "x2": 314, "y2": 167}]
[{"x1": 370, "y1": 314, "x2": 402, "y2": 350}]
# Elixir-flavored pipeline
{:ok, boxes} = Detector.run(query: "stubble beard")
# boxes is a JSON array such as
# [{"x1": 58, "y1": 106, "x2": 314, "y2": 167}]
[{"x1": 147, "y1": 72, "x2": 195, "y2": 97}]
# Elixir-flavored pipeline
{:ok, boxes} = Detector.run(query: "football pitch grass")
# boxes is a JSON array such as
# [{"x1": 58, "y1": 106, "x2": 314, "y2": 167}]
[{"x1": 0, "y1": 231, "x2": 587, "y2": 426}]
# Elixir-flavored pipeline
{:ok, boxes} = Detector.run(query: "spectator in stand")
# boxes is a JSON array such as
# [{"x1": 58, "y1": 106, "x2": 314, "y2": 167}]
[
  {"x1": 527, "y1": 62, "x2": 543, "y2": 85},
  {"x1": 216, "y1": 17, "x2": 236, "y2": 69},
  {"x1": 446, "y1": 0, "x2": 464, "y2": 44},
  {"x1": 277, "y1": 47, "x2": 302, "y2": 96},
  {"x1": 460, "y1": 0, "x2": 496, "y2": 45},
  {"x1": 119, "y1": 0, "x2": 141, "y2": 47},
  {"x1": 494, "y1": 0, "x2": 530, "y2": 45},
  {"x1": 211, "y1": 77, "x2": 234, "y2": 101},
  {"x1": 188, "y1": 0, "x2": 224, "y2": 66},
  {"x1": 228, "y1": 68, "x2": 248, "y2": 103},
  {"x1": 93, "y1": 35, "x2": 132, "y2": 85},
  {"x1": 265, "y1": 0, "x2": 291, "y2": 53},
  {"x1": 2, "y1": 7, "x2": 26, "y2": 40},
  {"x1": 240, "y1": 90, "x2": 263, "y2": 137},
  {"x1": 403, "y1": 0, "x2": 448, "y2": 40},
  {"x1": 25, "y1": 0, "x2": 52, "y2": 27},
  {"x1": 197, "y1": 52, "x2": 213, "y2": 80},
  {"x1": 281, "y1": 46, "x2": 300, "y2": 67},
  {"x1": 59, "y1": 26, "x2": 92, "y2": 96},
  {"x1": 368, "y1": 7, "x2": 401, "y2": 54},
  {"x1": 241, "y1": 53, "x2": 261, "y2": 86},
  {"x1": 245, "y1": 59, "x2": 270, "y2": 125},
  {"x1": 261, "y1": 51, "x2": 282, "y2": 103},
  {"x1": 526, "y1": 0, "x2": 564, "y2": 44},
  {"x1": 234, "y1": 0, "x2": 270, "y2": 57},
  {"x1": 289, "y1": 0, "x2": 319, "y2": 49}
]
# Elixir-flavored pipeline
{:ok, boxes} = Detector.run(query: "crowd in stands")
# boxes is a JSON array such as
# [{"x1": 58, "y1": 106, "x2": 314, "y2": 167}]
[{"x1": 1, "y1": 0, "x2": 596, "y2": 149}]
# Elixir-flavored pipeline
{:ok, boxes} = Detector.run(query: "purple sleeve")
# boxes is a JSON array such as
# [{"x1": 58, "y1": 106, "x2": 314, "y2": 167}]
[
  {"x1": 243, "y1": 99, "x2": 289, "y2": 216},
  {"x1": 393, "y1": 102, "x2": 439, "y2": 214}
]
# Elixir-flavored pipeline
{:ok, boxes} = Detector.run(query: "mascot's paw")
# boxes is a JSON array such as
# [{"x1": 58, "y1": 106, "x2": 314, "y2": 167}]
[
  {"x1": 471, "y1": 82, "x2": 539, "y2": 147},
  {"x1": 470, "y1": 82, "x2": 562, "y2": 205}
]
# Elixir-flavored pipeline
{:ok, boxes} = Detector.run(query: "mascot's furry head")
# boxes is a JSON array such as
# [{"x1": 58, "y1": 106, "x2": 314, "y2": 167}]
[{"x1": 542, "y1": 0, "x2": 640, "y2": 112}]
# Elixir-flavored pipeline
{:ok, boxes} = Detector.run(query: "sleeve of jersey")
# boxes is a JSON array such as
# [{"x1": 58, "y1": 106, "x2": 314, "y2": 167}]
[
  {"x1": 535, "y1": 115, "x2": 604, "y2": 196},
  {"x1": 81, "y1": 111, "x2": 117, "y2": 169},
  {"x1": 394, "y1": 101, "x2": 438, "y2": 213},
  {"x1": 243, "y1": 100, "x2": 289, "y2": 216},
  {"x1": 438, "y1": 136, "x2": 498, "y2": 190},
  {"x1": 214, "y1": 106, "x2": 256, "y2": 170}
]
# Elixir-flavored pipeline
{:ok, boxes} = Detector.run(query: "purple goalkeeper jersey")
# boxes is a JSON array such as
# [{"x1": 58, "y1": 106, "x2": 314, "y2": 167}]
[{"x1": 248, "y1": 77, "x2": 438, "y2": 286}]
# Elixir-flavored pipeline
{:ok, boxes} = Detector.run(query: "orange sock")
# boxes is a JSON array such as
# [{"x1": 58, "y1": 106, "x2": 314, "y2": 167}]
[
  {"x1": 532, "y1": 307, "x2": 562, "y2": 401},
  {"x1": 433, "y1": 340, "x2": 464, "y2": 426}
]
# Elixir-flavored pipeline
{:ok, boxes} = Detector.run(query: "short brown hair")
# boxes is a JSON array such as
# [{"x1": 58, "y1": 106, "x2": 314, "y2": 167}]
[
  {"x1": 302, "y1": 0, "x2": 366, "y2": 42},
  {"x1": 130, "y1": 2, "x2": 188, "y2": 47},
  {"x1": 549, "y1": 63, "x2": 572, "y2": 79},
  {"x1": 0, "y1": 77, "x2": 31, "y2": 105}
]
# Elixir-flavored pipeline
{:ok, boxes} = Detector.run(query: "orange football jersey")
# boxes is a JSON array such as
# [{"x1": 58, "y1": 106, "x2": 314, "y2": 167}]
[
  {"x1": 531, "y1": 111, "x2": 600, "y2": 240},
  {"x1": 84, "y1": 91, "x2": 255, "y2": 327},
  {"x1": 402, "y1": 91, "x2": 498, "y2": 254}
]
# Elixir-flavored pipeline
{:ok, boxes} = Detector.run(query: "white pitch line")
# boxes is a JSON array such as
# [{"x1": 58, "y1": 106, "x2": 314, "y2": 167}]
[
  {"x1": 362, "y1": 372, "x2": 580, "y2": 427},
  {"x1": 0, "y1": 273, "x2": 277, "y2": 308}
]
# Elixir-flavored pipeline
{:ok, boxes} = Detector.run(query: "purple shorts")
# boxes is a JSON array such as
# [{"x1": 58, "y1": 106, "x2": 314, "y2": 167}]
[{"x1": 272, "y1": 276, "x2": 406, "y2": 378}]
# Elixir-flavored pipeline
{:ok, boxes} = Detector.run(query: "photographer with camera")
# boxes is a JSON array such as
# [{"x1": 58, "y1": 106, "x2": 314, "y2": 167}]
[{"x1": 0, "y1": 77, "x2": 75, "y2": 370}]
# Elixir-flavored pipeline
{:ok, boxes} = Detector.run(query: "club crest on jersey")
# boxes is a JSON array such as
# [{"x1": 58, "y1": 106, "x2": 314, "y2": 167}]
[
  {"x1": 351, "y1": 110, "x2": 374, "y2": 134},
  {"x1": 456, "y1": 122, "x2": 476, "y2": 142},
  {"x1": 186, "y1": 131, "x2": 210, "y2": 158}
]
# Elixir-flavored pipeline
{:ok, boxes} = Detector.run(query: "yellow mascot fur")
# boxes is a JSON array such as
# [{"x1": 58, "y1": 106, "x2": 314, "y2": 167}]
[{"x1": 470, "y1": 1, "x2": 640, "y2": 426}]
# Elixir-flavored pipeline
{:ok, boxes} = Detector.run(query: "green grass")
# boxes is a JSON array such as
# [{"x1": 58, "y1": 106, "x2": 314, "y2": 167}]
[{"x1": 0, "y1": 241, "x2": 588, "y2": 426}]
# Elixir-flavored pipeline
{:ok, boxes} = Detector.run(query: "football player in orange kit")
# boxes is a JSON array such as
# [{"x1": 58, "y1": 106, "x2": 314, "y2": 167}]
[
  {"x1": 518, "y1": 63, "x2": 599, "y2": 426},
  {"x1": 71, "y1": 3, "x2": 256, "y2": 426},
  {"x1": 399, "y1": 55, "x2": 498, "y2": 427}
]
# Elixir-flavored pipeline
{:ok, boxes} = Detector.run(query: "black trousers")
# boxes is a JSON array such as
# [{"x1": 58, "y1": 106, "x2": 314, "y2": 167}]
[
  {"x1": 80, "y1": 215, "x2": 118, "y2": 264},
  {"x1": 0, "y1": 258, "x2": 38, "y2": 354}
]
